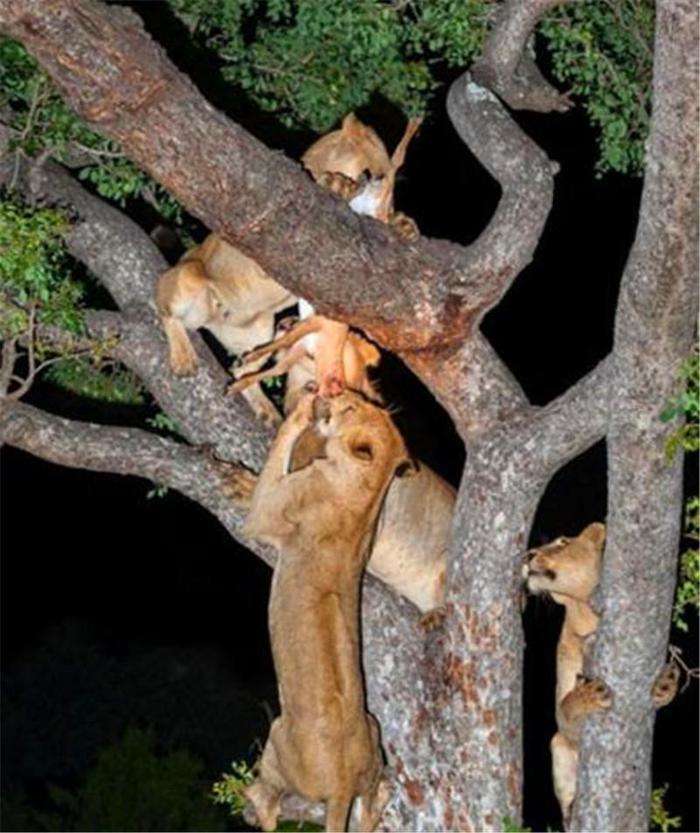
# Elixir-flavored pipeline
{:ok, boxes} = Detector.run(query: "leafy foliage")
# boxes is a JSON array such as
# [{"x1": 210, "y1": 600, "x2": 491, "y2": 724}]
[
  {"x1": 11, "y1": 727, "x2": 227, "y2": 832},
  {"x1": 0, "y1": 195, "x2": 145, "y2": 405},
  {"x1": 146, "y1": 411, "x2": 183, "y2": 437},
  {"x1": 212, "y1": 760, "x2": 323, "y2": 831},
  {"x1": 502, "y1": 817, "x2": 532, "y2": 833},
  {"x1": 650, "y1": 784, "x2": 682, "y2": 832},
  {"x1": 0, "y1": 197, "x2": 81, "y2": 338},
  {"x1": 44, "y1": 358, "x2": 145, "y2": 405},
  {"x1": 167, "y1": 0, "x2": 486, "y2": 133},
  {"x1": 662, "y1": 348, "x2": 700, "y2": 632},
  {"x1": 661, "y1": 348, "x2": 700, "y2": 459},
  {"x1": 166, "y1": 0, "x2": 653, "y2": 174},
  {"x1": 540, "y1": 0, "x2": 654, "y2": 175},
  {"x1": 211, "y1": 758, "x2": 255, "y2": 818},
  {"x1": 672, "y1": 497, "x2": 699, "y2": 633},
  {"x1": 0, "y1": 37, "x2": 185, "y2": 219}
]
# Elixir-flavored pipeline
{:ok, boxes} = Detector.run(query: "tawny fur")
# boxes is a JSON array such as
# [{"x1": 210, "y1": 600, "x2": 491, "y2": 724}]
[
  {"x1": 302, "y1": 113, "x2": 393, "y2": 183},
  {"x1": 228, "y1": 314, "x2": 381, "y2": 401},
  {"x1": 166, "y1": 114, "x2": 416, "y2": 418},
  {"x1": 242, "y1": 392, "x2": 413, "y2": 832},
  {"x1": 306, "y1": 114, "x2": 422, "y2": 240},
  {"x1": 156, "y1": 233, "x2": 294, "y2": 426},
  {"x1": 523, "y1": 523, "x2": 679, "y2": 828},
  {"x1": 225, "y1": 340, "x2": 454, "y2": 614}
]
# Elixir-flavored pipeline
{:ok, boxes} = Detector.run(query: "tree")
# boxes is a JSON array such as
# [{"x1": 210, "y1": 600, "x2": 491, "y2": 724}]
[{"x1": 0, "y1": 0, "x2": 696, "y2": 830}]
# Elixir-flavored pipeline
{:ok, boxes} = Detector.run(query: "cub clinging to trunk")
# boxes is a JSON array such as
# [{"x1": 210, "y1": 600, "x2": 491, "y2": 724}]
[
  {"x1": 243, "y1": 391, "x2": 414, "y2": 832},
  {"x1": 523, "y1": 523, "x2": 679, "y2": 829}
]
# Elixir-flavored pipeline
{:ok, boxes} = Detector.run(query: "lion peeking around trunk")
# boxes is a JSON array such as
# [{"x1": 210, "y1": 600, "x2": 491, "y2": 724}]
[{"x1": 243, "y1": 391, "x2": 414, "y2": 832}]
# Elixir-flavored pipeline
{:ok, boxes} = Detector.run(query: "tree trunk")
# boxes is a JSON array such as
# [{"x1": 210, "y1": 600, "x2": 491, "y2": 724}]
[
  {"x1": 0, "y1": 0, "x2": 697, "y2": 830},
  {"x1": 573, "y1": 1, "x2": 699, "y2": 829}
]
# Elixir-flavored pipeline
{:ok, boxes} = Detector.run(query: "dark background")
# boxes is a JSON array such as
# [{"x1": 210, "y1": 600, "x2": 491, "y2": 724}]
[{"x1": 2, "y1": 5, "x2": 698, "y2": 830}]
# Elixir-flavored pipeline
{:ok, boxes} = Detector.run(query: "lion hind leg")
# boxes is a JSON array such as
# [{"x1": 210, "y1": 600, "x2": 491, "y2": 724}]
[
  {"x1": 325, "y1": 794, "x2": 354, "y2": 833},
  {"x1": 551, "y1": 733, "x2": 577, "y2": 831},
  {"x1": 245, "y1": 729, "x2": 287, "y2": 833}
]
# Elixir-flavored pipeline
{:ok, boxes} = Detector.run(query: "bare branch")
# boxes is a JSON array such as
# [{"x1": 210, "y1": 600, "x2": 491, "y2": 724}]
[
  {"x1": 0, "y1": 396, "x2": 275, "y2": 561},
  {"x1": 517, "y1": 356, "x2": 611, "y2": 476},
  {"x1": 87, "y1": 309, "x2": 271, "y2": 471},
  {"x1": 474, "y1": 0, "x2": 576, "y2": 113},
  {"x1": 0, "y1": 338, "x2": 18, "y2": 397}
]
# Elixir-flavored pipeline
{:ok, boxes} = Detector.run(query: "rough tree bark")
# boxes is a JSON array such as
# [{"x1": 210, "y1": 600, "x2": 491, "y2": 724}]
[
  {"x1": 0, "y1": 0, "x2": 696, "y2": 830},
  {"x1": 572, "y1": 1, "x2": 699, "y2": 830}
]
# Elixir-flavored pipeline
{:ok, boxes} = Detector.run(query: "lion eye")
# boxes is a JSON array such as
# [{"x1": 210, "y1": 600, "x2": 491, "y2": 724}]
[{"x1": 351, "y1": 442, "x2": 374, "y2": 461}]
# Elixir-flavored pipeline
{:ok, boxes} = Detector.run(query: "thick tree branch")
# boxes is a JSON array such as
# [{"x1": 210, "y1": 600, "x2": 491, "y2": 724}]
[
  {"x1": 446, "y1": 73, "x2": 557, "y2": 310},
  {"x1": 86, "y1": 309, "x2": 270, "y2": 471},
  {"x1": 473, "y1": 0, "x2": 575, "y2": 113},
  {"x1": 0, "y1": 131, "x2": 272, "y2": 468},
  {"x1": 0, "y1": 397, "x2": 259, "y2": 552},
  {"x1": 573, "y1": 0, "x2": 699, "y2": 829}
]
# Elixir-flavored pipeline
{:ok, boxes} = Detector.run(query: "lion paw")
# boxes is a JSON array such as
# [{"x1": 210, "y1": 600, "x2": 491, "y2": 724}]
[
  {"x1": 576, "y1": 676, "x2": 614, "y2": 711},
  {"x1": 318, "y1": 170, "x2": 361, "y2": 201},
  {"x1": 652, "y1": 662, "x2": 680, "y2": 708},
  {"x1": 390, "y1": 211, "x2": 419, "y2": 241},
  {"x1": 219, "y1": 465, "x2": 259, "y2": 507},
  {"x1": 170, "y1": 352, "x2": 198, "y2": 377},
  {"x1": 419, "y1": 606, "x2": 447, "y2": 632}
]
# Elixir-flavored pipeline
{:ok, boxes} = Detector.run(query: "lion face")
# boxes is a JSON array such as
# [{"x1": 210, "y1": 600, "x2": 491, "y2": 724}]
[
  {"x1": 522, "y1": 522, "x2": 606, "y2": 603},
  {"x1": 287, "y1": 391, "x2": 413, "y2": 488}
]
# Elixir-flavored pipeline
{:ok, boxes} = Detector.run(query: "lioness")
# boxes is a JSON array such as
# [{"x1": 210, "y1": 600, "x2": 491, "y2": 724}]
[
  {"x1": 523, "y1": 523, "x2": 679, "y2": 828},
  {"x1": 226, "y1": 341, "x2": 454, "y2": 613},
  {"x1": 243, "y1": 391, "x2": 414, "y2": 832},
  {"x1": 156, "y1": 233, "x2": 294, "y2": 425},
  {"x1": 305, "y1": 113, "x2": 421, "y2": 240}
]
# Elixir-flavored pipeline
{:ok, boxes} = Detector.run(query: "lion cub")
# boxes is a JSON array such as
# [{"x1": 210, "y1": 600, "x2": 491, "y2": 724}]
[
  {"x1": 156, "y1": 234, "x2": 294, "y2": 425},
  {"x1": 243, "y1": 391, "x2": 413, "y2": 832},
  {"x1": 523, "y1": 523, "x2": 679, "y2": 828}
]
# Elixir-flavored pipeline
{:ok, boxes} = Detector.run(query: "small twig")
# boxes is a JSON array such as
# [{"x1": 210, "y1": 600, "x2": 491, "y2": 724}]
[
  {"x1": 71, "y1": 140, "x2": 124, "y2": 160},
  {"x1": 668, "y1": 644, "x2": 700, "y2": 694},
  {"x1": 0, "y1": 337, "x2": 18, "y2": 397}
]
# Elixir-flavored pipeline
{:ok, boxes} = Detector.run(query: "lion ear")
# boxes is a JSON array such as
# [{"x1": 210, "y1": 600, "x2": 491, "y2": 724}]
[
  {"x1": 580, "y1": 522, "x2": 606, "y2": 550},
  {"x1": 395, "y1": 457, "x2": 419, "y2": 478},
  {"x1": 342, "y1": 113, "x2": 362, "y2": 134}
]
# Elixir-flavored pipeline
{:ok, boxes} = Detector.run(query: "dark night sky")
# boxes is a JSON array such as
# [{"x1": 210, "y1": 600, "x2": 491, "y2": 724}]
[{"x1": 1, "y1": 8, "x2": 698, "y2": 831}]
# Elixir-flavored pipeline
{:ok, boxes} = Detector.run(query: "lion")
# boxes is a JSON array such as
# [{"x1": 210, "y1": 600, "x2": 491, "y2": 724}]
[
  {"x1": 523, "y1": 523, "x2": 680, "y2": 828},
  {"x1": 304, "y1": 113, "x2": 422, "y2": 240},
  {"x1": 156, "y1": 233, "x2": 294, "y2": 426},
  {"x1": 225, "y1": 340, "x2": 454, "y2": 614},
  {"x1": 242, "y1": 391, "x2": 414, "y2": 832}
]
